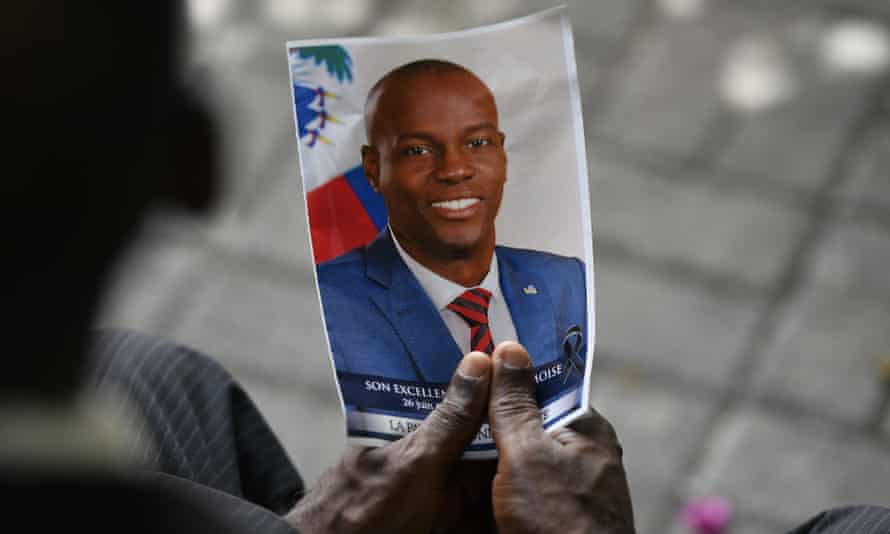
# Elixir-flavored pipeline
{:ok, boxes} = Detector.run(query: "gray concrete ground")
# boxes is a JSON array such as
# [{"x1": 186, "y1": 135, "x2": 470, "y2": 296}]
[{"x1": 96, "y1": 1, "x2": 890, "y2": 532}]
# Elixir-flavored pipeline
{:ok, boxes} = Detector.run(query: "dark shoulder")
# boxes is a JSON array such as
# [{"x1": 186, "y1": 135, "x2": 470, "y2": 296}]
[
  {"x1": 1, "y1": 468, "x2": 255, "y2": 534},
  {"x1": 88, "y1": 327, "x2": 228, "y2": 383}
]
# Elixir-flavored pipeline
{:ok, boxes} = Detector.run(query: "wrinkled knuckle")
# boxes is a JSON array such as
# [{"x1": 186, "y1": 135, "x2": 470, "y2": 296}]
[
  {"x1": 335, "y1": 497, "x2": 379, "y2": 532},
  {"x1": 403, "y1": 443, "x2": 427, "y2": 470},
  {"x1": 447, "y1": 372, "x2": 483, "y2": 404},
  {"x1": 419, "y1": 397, "x2": 479, "y2": 447},
  {"x1": 551, "y1": 427, "x2": 575, "y2": 443},
  {"x1": 491, "y1": 388, "x2": 537, "y2": 418},
  {"x1": 601, "y1": 457, "x2": 629, "y2": 487},
  {"x1": 578, "y1": 435, "x2": 624, "y2": 463},
  {"x1": 523, "y1": 440, "x2": 553, "y2": 467},
  {"x1": 569, "y1": 437, "x2": 598, "y2": 456},
  {"x1": 588, "y1": 455, "x2": 627, "y2": 485},
  {"x1": 397, "y1": 434, "x2": 433, "y2": 472},
  {"x1": 335, "y1": 508, "x2": 363, "y2": 532},
  {"x1": 437, "y1": 394, "x2": 476, "y2": 426},
  {"x1": 352, "y1": 447, "x2": 386, "y2": 473}
]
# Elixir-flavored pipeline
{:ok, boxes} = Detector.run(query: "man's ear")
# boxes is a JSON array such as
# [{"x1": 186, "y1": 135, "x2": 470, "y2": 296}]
[
  {"x1": 362, "y1": 145, "x2": 381, "y2": 193},
  {"x1": 499, "y1": 132, "x2": 507, "y2": 183}
]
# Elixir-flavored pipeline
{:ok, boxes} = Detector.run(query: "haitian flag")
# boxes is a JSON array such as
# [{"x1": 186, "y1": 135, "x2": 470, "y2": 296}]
[{"x1": 287, "y1": 45, "x2": 387, "y2": 264}]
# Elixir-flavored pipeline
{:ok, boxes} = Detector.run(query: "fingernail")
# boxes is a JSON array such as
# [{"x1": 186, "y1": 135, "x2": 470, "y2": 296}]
[
  {"x1": 497, "y1": 342, "x2": 531, "y2": 370},
  {"x1": 457, "y1": 352, "x2": 489, "y2": 379}
]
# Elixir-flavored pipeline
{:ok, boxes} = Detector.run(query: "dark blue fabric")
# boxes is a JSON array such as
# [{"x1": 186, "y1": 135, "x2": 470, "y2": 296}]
[
  {"x1": 787, "y1": 505, "x2": 890, "y2": 533},
  {"x1": 88, "y1": 328, "x2": 303, "y2": 523},
  {"x1": 317, "y1": 229, "x2": 588, "y2": 383}
]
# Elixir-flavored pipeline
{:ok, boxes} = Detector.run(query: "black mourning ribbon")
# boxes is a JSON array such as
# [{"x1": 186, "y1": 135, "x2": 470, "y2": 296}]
[{"x1": 561, "y1": 325, "x2": 584, "y2": 384}]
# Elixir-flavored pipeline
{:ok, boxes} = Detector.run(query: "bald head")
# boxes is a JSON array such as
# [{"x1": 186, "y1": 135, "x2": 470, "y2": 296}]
[
  {"x1": 364, "y1": 59, "x2": 498, "y2": 146},
  {"x1": 359, "y1": 59, "x2": 507, "y2": 284}
]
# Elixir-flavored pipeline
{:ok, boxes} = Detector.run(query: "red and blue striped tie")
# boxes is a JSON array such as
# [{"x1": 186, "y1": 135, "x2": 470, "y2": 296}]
[{"x1": 447, "y1": 288, "x2": 495, "y2": 354}]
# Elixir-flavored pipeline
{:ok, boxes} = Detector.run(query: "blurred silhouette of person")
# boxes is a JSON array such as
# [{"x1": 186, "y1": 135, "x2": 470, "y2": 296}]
[
  {"x1": 2, "y1": 2, "x2": 292, "y2": 533},
  {"x1": 3, "y1": 2, "x2": 887, "y2": 533}
]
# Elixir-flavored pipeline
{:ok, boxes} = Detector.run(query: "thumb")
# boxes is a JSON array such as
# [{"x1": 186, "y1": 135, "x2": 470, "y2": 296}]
[
  {"x1": 488, "y1": 342, "x2": 543, "y2": 458},
  {"x1": 411, "y1": 351, "x2": 491, "y2": 464}
]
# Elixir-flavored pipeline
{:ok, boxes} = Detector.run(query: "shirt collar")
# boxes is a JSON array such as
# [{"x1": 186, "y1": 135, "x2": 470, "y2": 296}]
[{"x1": 389, "y1": 227, "x2": 500, "y2": 311}]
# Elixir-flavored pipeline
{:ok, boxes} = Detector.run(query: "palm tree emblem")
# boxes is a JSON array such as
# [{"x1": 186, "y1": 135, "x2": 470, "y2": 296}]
[{"x1": 289, "y1": 45, "x2": 353, "y2": 147}]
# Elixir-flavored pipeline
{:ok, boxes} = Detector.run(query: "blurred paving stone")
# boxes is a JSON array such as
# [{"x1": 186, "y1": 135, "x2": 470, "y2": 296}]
[
  {"x1": 591, "y1": 370, "x2": 713, "y2": 534},
  {"x1": 169, "y1": 265, "x2": 332, "y2": 395},
  {"x1": 666, "y1": 511, "x2": 787, "y2": 534},
  {"x1": 213, "y1": 155, "x2": 313, "y2": 267},
  {"x1": 590, "y1": 147, "x2": 805, "y2": 288},
  {"x1": 807, "y1": 219, "x2": 890, "y2": 298},
  {"x1": 370, "y1": 0, "x2": 489, "y2": 35},
  {"x1": 236, "y1": 374, "x2": 345, "y2": 487},
  {"x1": 884, "y1": 408, "x2": 890, "y2": 438},
  {"x1": 810, "y1": 0, "x2": 890, "y2": 18},
  {"x1": 190, "y1": 5, "x2": 364, "y2": 74},
  {"x1": 839, "y1": 121, "x2": 890, "y2": 212},
  {"x1": 96, "y1": 235, "x2": 203, "y2": 334},
  {"x1": 687, "y1": 407, "x2": 890, "y2": 526},
  {"x1": 565, "y1": 0, "x2": 645, "y2": 45},
  {"x1": 752, "y1": 288, "x2": 890, "y2": 423},
  {"x1": 596, "y1": 257, "x2": 761, "y2": 389},
  {"x1": 372, "y1": 0, "x2": 639, "y2": 38},
  {"x1": 574, "y1": 32, "x2": 619, "y2": 128},
  {"x1": 448, "y1": 0, "x2": 550, "y2": 29},
  {"x1": 718, "y1": 80, "x2": 867, "y2": 191},
  {"x1": 593, "y1": 7, "x2": 757, "y2": 156},
  {"x1": 199, "y1": 62, "x2": 294, "y2": 210},
  {"x1": 256, "y1": 0, "x2": 376, "y2": 41}
]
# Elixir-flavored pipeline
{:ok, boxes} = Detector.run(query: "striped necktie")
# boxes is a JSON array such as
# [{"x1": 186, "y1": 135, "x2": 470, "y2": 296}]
[{"x1": 447, "y1": 287, "x2": 495, "y2": 354}]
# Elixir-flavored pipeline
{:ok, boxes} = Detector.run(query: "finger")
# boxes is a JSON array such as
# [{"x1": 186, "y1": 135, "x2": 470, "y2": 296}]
[
  {"x1": 570, "y1": 408, "x2": 622, "y2": 453},
  {"x1": 552, "y1": 409, "x2": 623, "y2": 458},
  {"x1": 412, "y1": 351, "x2": 492, "y2": 464},
  {"x1": 488, "y1": 341, "x2": 543, "y2": 458}
]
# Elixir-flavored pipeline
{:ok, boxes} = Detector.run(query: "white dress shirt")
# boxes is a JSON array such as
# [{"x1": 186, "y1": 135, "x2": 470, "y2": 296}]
[{"x1": 390, "y1": 229, "x2": 518, "y2": 355}]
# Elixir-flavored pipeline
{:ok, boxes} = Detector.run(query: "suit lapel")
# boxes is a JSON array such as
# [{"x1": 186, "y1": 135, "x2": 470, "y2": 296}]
[
  {"x1": 498, "y1": 250, "x2": 558, "y2": 364},
  {"x1": 365, "y1": 231, "x2": 463, "y2": 383}
]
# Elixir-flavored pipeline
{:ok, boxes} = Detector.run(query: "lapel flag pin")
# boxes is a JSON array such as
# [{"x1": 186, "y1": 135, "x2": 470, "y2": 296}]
[{"x1": 523, "y1": 285, "x2": 538, "y2": 295}]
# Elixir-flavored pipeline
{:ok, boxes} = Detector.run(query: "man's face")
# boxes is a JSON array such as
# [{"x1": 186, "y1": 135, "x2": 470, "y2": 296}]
[{"x1": 364, "y1": 70, "x2": 506, "y2": 260}]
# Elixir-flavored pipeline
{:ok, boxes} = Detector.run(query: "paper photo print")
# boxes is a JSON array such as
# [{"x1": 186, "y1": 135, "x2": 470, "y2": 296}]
[{"x1": 287, "y1": 8, "x2": 595, "y2": 458}]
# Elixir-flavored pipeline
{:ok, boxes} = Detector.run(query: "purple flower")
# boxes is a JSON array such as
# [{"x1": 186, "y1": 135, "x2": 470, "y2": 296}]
[{"x1": 681, "y1": 496, "x2": 733, "y2": 534}]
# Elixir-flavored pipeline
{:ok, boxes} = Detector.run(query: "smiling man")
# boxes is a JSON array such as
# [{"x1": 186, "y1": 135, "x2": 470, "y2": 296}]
[{"x1": 317, "y1": 59, "x2": 587, "y2": 385}]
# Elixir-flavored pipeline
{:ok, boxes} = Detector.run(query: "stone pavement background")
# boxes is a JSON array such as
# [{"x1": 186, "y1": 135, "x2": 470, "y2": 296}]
[{"x1": 95, "y1": 1, "x2": 890, "y2": 532}]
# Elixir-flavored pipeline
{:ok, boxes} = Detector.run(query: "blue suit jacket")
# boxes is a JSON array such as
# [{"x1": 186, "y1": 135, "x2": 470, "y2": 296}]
[{"x1": 317, "y1": 231, "x2": 587, "y2": 384}]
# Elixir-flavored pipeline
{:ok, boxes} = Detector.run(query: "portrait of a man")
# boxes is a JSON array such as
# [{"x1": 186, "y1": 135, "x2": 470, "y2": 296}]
[{"x1": 316, "y1": 59, "x2": 587, "y2": 385}]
